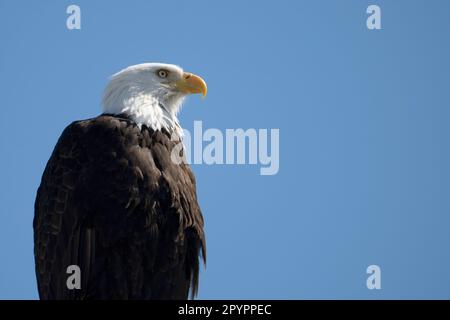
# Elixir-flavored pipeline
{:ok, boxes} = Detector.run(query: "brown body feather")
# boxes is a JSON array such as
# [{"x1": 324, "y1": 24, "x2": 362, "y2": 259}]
[{"x1": 34, "y1": 114, "x2": 206, "y2": 299}]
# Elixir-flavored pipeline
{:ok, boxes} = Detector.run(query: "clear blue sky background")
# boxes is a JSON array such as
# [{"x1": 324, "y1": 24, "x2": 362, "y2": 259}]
[{"x1": 0, "y1": 0, "x2": 449, "y2": 299}]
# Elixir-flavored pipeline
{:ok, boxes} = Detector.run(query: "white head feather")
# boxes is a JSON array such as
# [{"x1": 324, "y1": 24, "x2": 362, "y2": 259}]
[{"x1": 102, "y1": 63, "x2": 206, "y2": 137}]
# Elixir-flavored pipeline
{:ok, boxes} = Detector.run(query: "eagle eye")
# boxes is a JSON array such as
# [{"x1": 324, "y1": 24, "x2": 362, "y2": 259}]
[{"x1": 157, "y1": 69, "x2": 169, "y2": 78}]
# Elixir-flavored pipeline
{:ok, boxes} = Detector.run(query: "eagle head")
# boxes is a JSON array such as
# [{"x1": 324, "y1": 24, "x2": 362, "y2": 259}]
[{"x1": 102, "y1": 63, "x2": 207, "y2": 134}]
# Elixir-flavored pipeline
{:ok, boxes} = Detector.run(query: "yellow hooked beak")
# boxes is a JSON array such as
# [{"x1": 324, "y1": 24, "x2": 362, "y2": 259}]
[{"x1": 174, "y1": 72, "x2": 207, "y2": 97}]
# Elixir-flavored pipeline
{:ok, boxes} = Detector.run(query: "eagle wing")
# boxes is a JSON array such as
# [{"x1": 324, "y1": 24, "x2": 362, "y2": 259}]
[{"x1": 34, "y1": 115, "x2": 205, "y2": 299}]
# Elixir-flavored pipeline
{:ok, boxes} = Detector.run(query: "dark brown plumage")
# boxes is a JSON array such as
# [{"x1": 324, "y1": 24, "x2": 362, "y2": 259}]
[{"x1": 34, "y1": 114, "x2": 206, "y2": 299}]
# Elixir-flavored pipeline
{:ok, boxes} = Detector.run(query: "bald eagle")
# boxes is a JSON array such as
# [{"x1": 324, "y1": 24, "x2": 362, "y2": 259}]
[{"x1": 33, "y1": 63, "x2": 207, "y2": 299}]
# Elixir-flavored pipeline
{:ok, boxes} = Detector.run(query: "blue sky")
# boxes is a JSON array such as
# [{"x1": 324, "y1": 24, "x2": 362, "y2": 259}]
[{"x1": 1, "y1": 0, "x2": 450, "y2": 299}]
